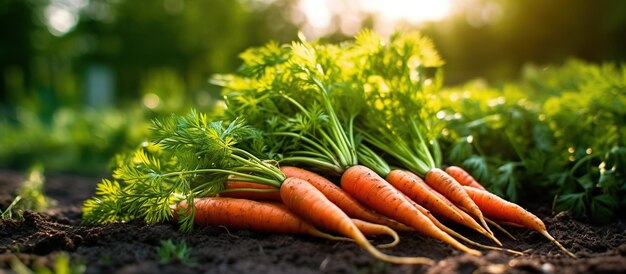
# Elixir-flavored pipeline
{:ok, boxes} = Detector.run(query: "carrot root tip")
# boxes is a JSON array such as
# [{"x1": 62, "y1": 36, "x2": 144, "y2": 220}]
[{"x1": 540, "y1": 230, "x2": 577, "y2": 258}]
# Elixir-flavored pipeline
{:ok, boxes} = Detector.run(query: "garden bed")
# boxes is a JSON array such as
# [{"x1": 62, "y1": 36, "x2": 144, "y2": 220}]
[{"x1": 1, "y1": 170, "x2": 625, "y2": 274}]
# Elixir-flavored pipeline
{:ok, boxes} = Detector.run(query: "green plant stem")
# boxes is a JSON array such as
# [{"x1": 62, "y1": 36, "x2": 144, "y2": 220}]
[
  {"x1": 268, "y1": 132, "x2": 339, "y2": 166},
  {"x1": 314, "y1": 80, "x2": 357, "y2": 167},
  {"x1": 279, "y1": 156, "x2": 345, "y2": 175},
  {"x1": 568, "y1": 154, "x2": 597, "y2": 177},
  {"x1": 230, "y1": 153, "x2": 285, "y2": 182},
  {"x1": 127, "y1": 169, "x2": 282, "y2": 187},
  {"x1": 220, "y1": 188, "x2": 279, "y2": 194},
  {"x1": 1, "y1": 196, "x2": 22, "y2": 219},
  {"x1": 361, "y1": 130, "x2": 430, "y2": 175},
  {"x1": 357, "y1": 145, "x2": 391, "y2": 177}
]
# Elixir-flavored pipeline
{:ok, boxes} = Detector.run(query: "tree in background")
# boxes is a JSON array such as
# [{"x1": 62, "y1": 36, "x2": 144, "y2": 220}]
[{"x1": 0, "y1": 0, "x2": 300, "y2": 113}]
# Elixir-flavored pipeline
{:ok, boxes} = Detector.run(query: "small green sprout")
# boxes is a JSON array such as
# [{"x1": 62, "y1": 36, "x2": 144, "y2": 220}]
[
  {"x1": 2, "y1": 165, "x2": 55, "y2": 220},
  {"x1": 157, "y1": 239, "x2": 195, "y2": 265}
]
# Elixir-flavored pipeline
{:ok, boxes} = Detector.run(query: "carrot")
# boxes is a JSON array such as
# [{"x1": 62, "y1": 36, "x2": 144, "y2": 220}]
[
  {"x1": 280, "y1": 166, "x2": 412, "y2": 232},
  {"x1": 221, "y1": 179, "x2": 402, "y2": 248},
  {"x1": 445, "y1": 166, "x2": 486, "y2": 190},
  {"x1": 340, "y1": 165, "x2": 481, "y2": 256},
  {"x1": 463, "y1": 186, "x2": 577, "y2": 258},
  {"x1": 280, "y1": 177, "x2": 435, "y2": 265},
  {"x1": 395, "y1": 169, "x2": 501, "y2": 245},
  {"x1": 401, "y1": 194, "x2": 523, "y2": 256},
  {"x1": 219, "y1": 181, "x2": 282, "y2": 202},
  {"x1": 425, "y1": 168, "x2": 494, "y2": 237},
  {"x1": 386, "y1": 169, "x2": 464, "y2": 221},
  {"x1": 415, "y1": 183, "x2": 502, "y2": 246},
  {"x1": 220, "y1": 180, "x2": 402, "y2": 248},
  {"x1": 352, "y1": 219, "x2": 400, "y2": 249},
  {"x1": 178, "y1": 197, "x2": 348, "y2": 241},
  {"x1": 386, "y1": 169, "x2": 501, "y2": 245}
]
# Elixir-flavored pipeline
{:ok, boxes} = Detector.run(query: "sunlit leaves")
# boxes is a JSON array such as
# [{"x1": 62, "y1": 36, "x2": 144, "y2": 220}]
[
  {"x1": 440, "y1": 60, "x2": 626, "y2": 223},
  {"x1": 82, "y1": 179, "x2": 129, "y2": 225},
  {"x1": 350, "y1": 31, "x2": 446, "y2": 174},
  {"x1": 218, "y1": 30, "x2": 377, "y2": 171},
  {"x1": 95, "y1": 179, "x2": 121, "y2": 196},
  {"x1": 83, "y1": 111, "x2": 284, "y2": 230},
  {"x1": 238, "y1": 41, "x2": 290, "y2": 78}
]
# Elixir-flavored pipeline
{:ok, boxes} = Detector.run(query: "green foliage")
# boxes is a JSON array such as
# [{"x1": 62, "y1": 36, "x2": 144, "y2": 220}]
[
  {"x1": 82, "y1": 111, "x2": 284, "y2": 231},
  {"x1": 439, "y1": 60, "x2": 626, "y2": 223},
  {"x1": 216, "y1": 33, "x2": 365, "y2": 175},
  {"x1": 0, "y1": 107, "x2": 148, "y2": 175},
  {"x1": 216, "y1": 30, "x2": 446, "y2": 177},
  {"x1": 10, "y1": 252, "x2": 85, "y2": 274},
  {"x1": 348, "y1": 30, "x2": 446, "y2": 175},
  {"x1": 157, "y1": 239, "x2": 195, "y2": 265},
  {"x1": 1, "y1": 165, "x2": 54, "y2": 220}
]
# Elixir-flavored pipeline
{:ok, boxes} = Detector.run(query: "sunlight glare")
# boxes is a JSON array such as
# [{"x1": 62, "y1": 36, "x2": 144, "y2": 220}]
[
  {"x1": 143, "y1": 93, "x2": 161, "y2": 109},
  {"x1": 43, "y1": 0, "x2": 89, "y2": 36},
  {"x1": 296, "y1": 0, "x2": 454, "y2": 38},
  {"x1": 45, "y1": 4, "x2": 78, "y2": 36},
  {"x1": 299, "y1": 0, "x2": 333, "y2": 38},
  {"x1": 360, "y1": 0, "x2": 452, "y2": 23}
]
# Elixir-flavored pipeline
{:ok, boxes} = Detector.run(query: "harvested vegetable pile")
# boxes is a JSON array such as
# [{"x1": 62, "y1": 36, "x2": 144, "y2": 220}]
[
  {"x1": 77, "y1": 30, "x2": 598, "y2": 265},
  {"x1": 2, "y1": 170, "x2": 626, "y2": 273}
]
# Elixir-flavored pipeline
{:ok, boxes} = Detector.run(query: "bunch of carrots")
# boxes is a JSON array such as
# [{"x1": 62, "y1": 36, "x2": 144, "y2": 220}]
[{"x1": 83, "y1": 30, "x2": 576, "y2": 265}]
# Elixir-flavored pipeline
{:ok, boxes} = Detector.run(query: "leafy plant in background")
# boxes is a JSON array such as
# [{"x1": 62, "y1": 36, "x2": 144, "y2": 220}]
[
  {"x1": 0, "y1": 66, "x2": 227, "y2": 176},
  {"x1": 1, "y1": 165, "x2": 54, "y2": 220},
  {"x1": 0, "y1": 107, "x2": 149, "y2": 175},
  {"x1": 535, "y1": 60, "x2": 626, "y2": 223},
  {"x1": 437, "y1": 81, "x2": 551, "y2": 202},
  {"x1": 438, "y1": 60, "x2": 626, "y2": 223}
]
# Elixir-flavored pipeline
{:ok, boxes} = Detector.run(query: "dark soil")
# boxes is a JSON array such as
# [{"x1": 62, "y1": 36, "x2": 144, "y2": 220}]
[{"x1": 1, "y1": 169, "x2": 625, "y2": 274}]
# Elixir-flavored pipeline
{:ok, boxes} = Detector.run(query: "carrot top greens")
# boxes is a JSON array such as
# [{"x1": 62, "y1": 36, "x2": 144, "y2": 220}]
[
  {"x1": 347, "y1": 31, "x2": 446, "y2": 176},
  {"x1": 214, "y1": 30, "x2": 447, "y2": 176},
  {"x1": 82, "y1": 111, "x2": 284, "y2": 231},
  {"x1": 214, "y1": 34, "x2": 362, "y2": 175}
]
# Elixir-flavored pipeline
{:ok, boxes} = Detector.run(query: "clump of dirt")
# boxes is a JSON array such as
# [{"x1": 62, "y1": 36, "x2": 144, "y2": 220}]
[{"x1": 1, "y1": 170, "x2": 625, "y2": 273}]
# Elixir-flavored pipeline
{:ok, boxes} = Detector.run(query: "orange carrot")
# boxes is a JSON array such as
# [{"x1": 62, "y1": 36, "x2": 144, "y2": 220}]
[
  {"x1": 445, "y1": 166, "x2": 486, "y2": 190},
  {"x1": 352, "y1": 219, "x2": 400, "y2": 249},
  {"x1": 178, "y1": 197, "x2": 347, "y2": 241},
  {"x1": 219, "y1": 181, "x2": 282, "y2": 202},
  {"x1": 396, "y1": 170, "x2": 502, "y2": 246},
  {"x1": 386, "y1": 169, "x2": 463, "y2": 221},
  {"x1": 281, "y1": 177, "x2": 435, "y2": 265},
  {"x1": 463, "y1": 186, "x2": 576, "y2": 258},
  {"x1": 280, "y1": 166, "x2": 412, "y2": 232},
  {"x1": 340, "y1": 165, "x2": 481, "y2": 256},
  {"x1": 425, "y1": 168, "x2": 494, "y2": 237},
  {"x1": 400, "y1": 193, "x2": 522, "y2": 256}
]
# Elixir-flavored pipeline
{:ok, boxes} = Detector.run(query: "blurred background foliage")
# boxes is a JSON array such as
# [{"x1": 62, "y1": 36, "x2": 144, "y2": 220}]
[{"x1": 0, "y1": 0, "x2": 625, "y2": 176}]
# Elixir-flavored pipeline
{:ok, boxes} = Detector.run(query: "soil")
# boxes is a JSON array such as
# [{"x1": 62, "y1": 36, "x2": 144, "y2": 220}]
[{"x1": 0, "y1": 169, "x2": 625, "y2": 274}]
